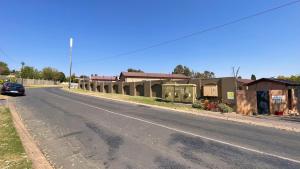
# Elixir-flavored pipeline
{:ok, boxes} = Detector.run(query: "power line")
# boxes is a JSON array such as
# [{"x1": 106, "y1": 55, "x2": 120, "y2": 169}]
[{"x1": 78, "y1": 0, "x2": 300, "y2": 63}]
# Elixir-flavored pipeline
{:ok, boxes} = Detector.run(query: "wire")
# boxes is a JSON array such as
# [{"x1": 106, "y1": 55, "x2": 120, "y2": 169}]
[{"x1": 78, "y1": 0, "x2": 300, "y2": 63}]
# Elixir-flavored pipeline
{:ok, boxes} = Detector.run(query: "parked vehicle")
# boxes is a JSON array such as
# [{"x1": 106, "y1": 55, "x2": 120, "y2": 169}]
[{"x1": 1, "y1": 82, "x2": 25, "y2": 96}]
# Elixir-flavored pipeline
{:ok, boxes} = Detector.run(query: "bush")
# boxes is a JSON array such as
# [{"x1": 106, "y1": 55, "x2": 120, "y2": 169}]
[
  {"x1": 192, "y1": 102, "x2": 204, "y2": 109},
  {"x1": 218, "y1": 103, "x2": 233, "y2": 113}
]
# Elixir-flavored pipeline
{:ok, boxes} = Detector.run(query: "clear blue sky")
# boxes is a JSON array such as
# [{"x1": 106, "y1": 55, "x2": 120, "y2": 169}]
[{"x1": 0, "y1": 0, "x2": 299, "y2": 78}]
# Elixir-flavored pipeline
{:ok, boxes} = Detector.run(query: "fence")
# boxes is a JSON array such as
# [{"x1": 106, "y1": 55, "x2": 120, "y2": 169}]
[{"x1": 0, "y1": 75, "x2": 56, "y2": 86}]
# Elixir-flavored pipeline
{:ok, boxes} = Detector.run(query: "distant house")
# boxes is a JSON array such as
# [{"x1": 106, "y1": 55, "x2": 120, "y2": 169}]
[
  {"x1": 119, "y1": 72, "x2": 190, "y2": 82},
  {"x1": 90, "y1": 76, "x2": 117, "y2": 82}
]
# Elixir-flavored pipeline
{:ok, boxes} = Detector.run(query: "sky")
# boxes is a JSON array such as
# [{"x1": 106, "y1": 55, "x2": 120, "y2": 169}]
[{"x1": 0, "y1": 0, "x2": 299, "y2": 79}]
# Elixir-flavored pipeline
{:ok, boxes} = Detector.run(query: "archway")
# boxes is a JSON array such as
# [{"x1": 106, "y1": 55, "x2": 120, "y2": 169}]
[
  {"x1": 104, "y1": 85, "x2": 109, "y2": 93},
  {"x1": 97, "y1": 85, "x2": 101, "y2": 92},
  {"x1": 136, "y1": 84, "x2": 144, "y2": 96},
  {"x1": 113, "y1": 85, "x2": 118, "y2": 93},
  {"x1": 123, "y1": 85, "x2": 130, "y2": 95},
  {"x1": 151, "y1": 84, "x2": 162, "y2": 98}
]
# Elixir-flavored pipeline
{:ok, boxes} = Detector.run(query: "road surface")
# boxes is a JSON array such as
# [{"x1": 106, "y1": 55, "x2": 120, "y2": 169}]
[{"x1": 10, "y1": 88, "x2": 300, "y2": 169}]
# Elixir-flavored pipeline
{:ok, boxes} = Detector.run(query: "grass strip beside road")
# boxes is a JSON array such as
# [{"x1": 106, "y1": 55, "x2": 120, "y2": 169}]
[
  {"x1": 0, "y1": 106, "x2": 32, "y2": 169},
  {"x1": 65, "y1": 88, "x2": 199, "y2": 112}
]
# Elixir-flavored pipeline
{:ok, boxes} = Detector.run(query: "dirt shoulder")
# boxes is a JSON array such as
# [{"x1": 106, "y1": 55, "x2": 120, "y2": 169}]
[
  {"x1": 64, "y1": 88, "x2": 300, "y2": 133},
  {"x1": 8, "y1": 99, "x2": 53, "y2": 169}
]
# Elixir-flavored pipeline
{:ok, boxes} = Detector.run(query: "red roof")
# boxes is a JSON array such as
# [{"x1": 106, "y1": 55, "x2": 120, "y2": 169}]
[
  {"x1": 237, "y1": 79, "x2": 253, "y2": 84},
  {"x1": 120, "y1": 72, "x2": 190, "y2": 79},
  {"x1": 91, "y1": 76, "x2": 117, "y2": 81}
]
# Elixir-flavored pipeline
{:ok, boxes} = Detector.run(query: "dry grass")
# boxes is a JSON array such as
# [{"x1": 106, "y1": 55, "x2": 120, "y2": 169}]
[
  {"x1": 0, "y1": 107, "x2": 32, "y2": 169},
  {"x1": 65, "y1": 88, "x2": 196, "y2": 111}
]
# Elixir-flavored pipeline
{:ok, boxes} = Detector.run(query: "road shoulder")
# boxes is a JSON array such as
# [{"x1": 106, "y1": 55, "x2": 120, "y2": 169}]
[{"x1": 8, "y1": 99, "x2": 53, "y2": 169}]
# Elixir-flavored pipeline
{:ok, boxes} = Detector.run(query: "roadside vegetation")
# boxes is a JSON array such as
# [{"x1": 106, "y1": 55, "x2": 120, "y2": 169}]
[
  {"x1": 0, "y1": 106, "x2": 32, "y2": 169},
  {"x1": 66, "y1": 88, "x2": 233, "y2": 114}
]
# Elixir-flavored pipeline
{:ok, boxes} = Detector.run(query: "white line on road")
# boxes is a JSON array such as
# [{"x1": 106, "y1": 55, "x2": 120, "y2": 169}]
[{"x1": 49, "y1": 91, "x2": 300, "y2": 164}]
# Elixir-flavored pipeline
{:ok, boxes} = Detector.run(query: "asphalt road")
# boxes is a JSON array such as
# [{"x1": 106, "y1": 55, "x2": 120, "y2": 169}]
[{"x1": 11, "y1": 88, "x2": 300, "y2": 169}]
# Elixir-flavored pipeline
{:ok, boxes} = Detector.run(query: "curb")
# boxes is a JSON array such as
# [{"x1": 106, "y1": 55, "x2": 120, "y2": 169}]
[
  {"x1": 8, "y1": 100, "x2": 54, "y2": 169},
  {"x1": 63, "y1": 89, "x2": 300, "y2": 133}
]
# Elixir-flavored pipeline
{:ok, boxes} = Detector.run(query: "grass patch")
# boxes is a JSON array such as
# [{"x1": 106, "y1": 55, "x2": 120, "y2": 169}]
[
  {"x1": 0, "y1": 107, "x2": 32, "y2": 169},
  {"x1": 66, "y1": 88, "x2": 198, "y2": 111}
]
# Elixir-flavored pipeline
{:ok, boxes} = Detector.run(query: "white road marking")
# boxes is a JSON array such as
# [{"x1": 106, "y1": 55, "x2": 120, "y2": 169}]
[{"x1": 48, "y1": 91, "x2": 300, "y2": 164}]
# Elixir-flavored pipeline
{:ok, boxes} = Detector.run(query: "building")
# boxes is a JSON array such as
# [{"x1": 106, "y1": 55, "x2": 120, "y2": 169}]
[
  {"x1": 237, "y1": 78, "x2": 300, "y2": 115},
  {"x1": 119, "y1": 72, "x2": 189, "y2": 82}
]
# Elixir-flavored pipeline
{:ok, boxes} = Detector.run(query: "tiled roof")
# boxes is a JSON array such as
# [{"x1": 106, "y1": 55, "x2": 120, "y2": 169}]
[
  {"x1": 91, "y1": 76, "x2": 117, "y2": 81},
  {"x1": 120, "y1": 72, "x2": 190, "y2": 79},
  {"x1": 237, "y1": 79, "x2": 253, "y2": 84}
]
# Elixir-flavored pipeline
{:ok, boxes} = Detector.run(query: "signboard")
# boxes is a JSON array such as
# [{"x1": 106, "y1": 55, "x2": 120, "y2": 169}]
[
  {"x1": 227, "y1": 92, "x2": 234, "y2": 100},
  {"x1": 272, "y1": 95, "x2": 285, "y2": 104}
]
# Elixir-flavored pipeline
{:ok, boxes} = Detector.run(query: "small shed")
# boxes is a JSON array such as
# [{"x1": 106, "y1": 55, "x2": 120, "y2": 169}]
[{"x1": 237, "y1": 78, "x2": 300, "y2": 115}]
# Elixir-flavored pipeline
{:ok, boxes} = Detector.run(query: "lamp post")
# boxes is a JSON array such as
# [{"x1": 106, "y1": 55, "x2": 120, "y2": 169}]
[{"x1": 69, "y1": 38, "x2": 73, "y2": 89}]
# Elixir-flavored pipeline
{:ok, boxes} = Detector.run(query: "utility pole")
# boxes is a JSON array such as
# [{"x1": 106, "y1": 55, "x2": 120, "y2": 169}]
[
  {"x1": 69, "y1": 38, "x2": 73, "y2": 89},
  {"x1": 21, "y1": 61, "x2": 25, "y2": 84}
]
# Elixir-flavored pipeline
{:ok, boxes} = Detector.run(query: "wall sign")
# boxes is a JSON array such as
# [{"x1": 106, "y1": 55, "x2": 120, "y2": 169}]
[
  {"x1": 227, "y1": 92, "x2": 234, "y2": 100},
  {"x1": 272, "y1": 95, "x2": 285, "y2": 104}
]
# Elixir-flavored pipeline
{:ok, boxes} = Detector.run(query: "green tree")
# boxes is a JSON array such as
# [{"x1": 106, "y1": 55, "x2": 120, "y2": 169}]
[
  {"x1": 127, "y1": 68, "x2": 144, "y2": 73},
  {"x1": 0, "y1": 61, "x2": 10, "y2": 75},
  {"x1": 56, "y1": 72, "x2": 66, "y2": 82},
  {"x1": 172, "y1": 65, "x2": 185, "y2": 75},
  {"x1": 41, "y1": 67, "x2": 59, "y2": 80},
  {"x1": 20, "y1": 66, "x2": 41, "y2": 79},
  {"x1": 66, "y1": 74, "x2": 78, "y2": 83},
  {"x1": 172, "y1": 65, "x2": 192, "y2": 76},
  {"x1": 192, "y1": 70, "x2": 215, "y2": 79},
  {"x1": 251, "y1": 74, "x2": 256, "y2": 80}
]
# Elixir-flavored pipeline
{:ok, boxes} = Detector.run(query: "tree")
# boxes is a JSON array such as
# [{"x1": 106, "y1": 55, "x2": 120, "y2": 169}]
[
  {"x1": 127, "y1": 68, "x2": 144, "y2": 73},
  {"x1": 41, "y1": 67, "x2": 59, "y2": 80},
  {"x1": 172, "y1": 65, "x2": 192, "y2": 76},
  {"x1": 191, "y1": 70, "x2": 215, "y2": 79},
  {"x1": 172, "y1": 65, "x2": 185, "y2": 75},
  {"x1": 0, "y1": 61, "x2": 10, "y2": 75},
  {"x1": 66, "y1": 74, "x2": 78, "y2": 83},
  {"x1": 251, "y1": 74, "x2": 256, "y2": 80},
  {"x1": 20, "y1": 66, "x2": 40, "y2": 79},
  {"x1": 56, "y1": 72, "x2": 66, "y2": 82},
  {"x1": 277, "y1": 75, "x2": 300, "y2": 83}
]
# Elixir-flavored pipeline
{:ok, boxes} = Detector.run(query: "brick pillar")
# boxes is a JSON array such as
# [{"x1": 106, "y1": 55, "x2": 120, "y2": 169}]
[
  {"x1": 100, "y1": 82, "x2": 104, "y2": 92},
  {"x1": 144, "y1": 81, "x2": 152, "y2": 97},
  {"x1": 130, "y1": 82, "x2": 136, "y2": 96},
  {"x1": 118, "y1": 82, "x2": 124, "y2": 94},
  {"x1": 108, "y1": 83, "x2": 113, "y2": 93}
]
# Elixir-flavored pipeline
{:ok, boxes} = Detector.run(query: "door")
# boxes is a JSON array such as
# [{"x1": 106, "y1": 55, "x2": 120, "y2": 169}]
[
  {"x1": 288, "y1": 89, "x2": 292, "y2": 110},
  {"x1": 257, "y1": 91, "x2": 270, "y2": 114}
]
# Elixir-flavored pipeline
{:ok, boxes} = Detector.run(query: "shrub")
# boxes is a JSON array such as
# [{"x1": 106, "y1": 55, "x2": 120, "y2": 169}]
[
  {"x1": 204, "y1": 102, "x2": 218, "y2": 111},
  {"x1": 218, "y1": 103, "x2": 233, "y2": 113},
  {"x1": 192, "y1": 102, "x2": 204, "y2": 109}
]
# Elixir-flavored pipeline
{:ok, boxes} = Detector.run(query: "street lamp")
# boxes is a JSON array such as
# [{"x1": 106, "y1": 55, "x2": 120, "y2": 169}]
[{"x1": 69, "y1": 38, "x2": 73, "y2": 89}]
